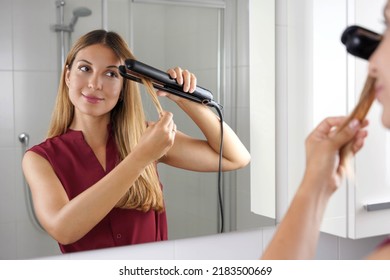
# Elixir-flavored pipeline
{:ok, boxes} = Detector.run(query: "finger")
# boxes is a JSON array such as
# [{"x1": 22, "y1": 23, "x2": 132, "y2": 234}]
[
  {"x1": 361, "y1": 118, "x2": 369, "y2": 128},
  {"x1": 158, "y1": 111, "x2": 174, "y2": 127},
  {"x1": 351, "y1": 129, "x2": 368, "y2": 153},
  {"x1": 189, "y1": 73, "x2": 197, "y2": 93},
  {"x1": 331, "y1": 118, "x2": 361, "y2": 148},
  {"x1": 167, "y1": 68, "x2": 177, "y2": 80},
  {"x1": 174, "y1": 67, "x2": 183, "y2": 85},
  {"x1": 315, "y1": 116, "x2": 348, "y2": 135},
  {"x1": 307, "y1": 116, "x2": 347, "y2": 143},
  {"x1": 146, "y1": 121, "x2": 155, "y2": 128},
  {"x1": 182, "y1": 69, "x2": 191, "y2": 92},
  {"x1": 171, "y1": 124, "x2": 177, "y2": 134}
]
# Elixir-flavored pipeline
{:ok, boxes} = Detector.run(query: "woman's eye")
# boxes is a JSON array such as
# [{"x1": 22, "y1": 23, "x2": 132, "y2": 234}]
[
  {"x1": 79, "y1": 65, "x2": 90, "y2": 72},
  {"x1": 106, "y1": 71, "x2": 118, "y2": 78}
]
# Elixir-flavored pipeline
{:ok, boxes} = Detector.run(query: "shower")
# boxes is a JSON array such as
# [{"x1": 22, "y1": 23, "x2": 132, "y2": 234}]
[
  {"x1": 69, "y1": 7, "x2": 92, "y2": 31},
  {"x1": 52, "y1": 0, "x2": 92, "y2": 69}
]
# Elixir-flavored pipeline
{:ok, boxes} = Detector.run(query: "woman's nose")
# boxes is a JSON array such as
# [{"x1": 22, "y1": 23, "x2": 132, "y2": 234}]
[
  {"x1": 367, "y1": 39, "x2": 384, "y2": 78},
  {"x1": 88, "y1": 74, "x2": 103, "y2": 90},
  {"x1": 368, "y1": 53, "x2": 378, "y2": 78}
]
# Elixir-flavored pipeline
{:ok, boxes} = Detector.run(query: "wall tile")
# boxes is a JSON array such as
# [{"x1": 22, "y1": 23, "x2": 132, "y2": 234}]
[
  {"x1": 14, "y1": 71, "x2": 58, "y2": 147},
  {"x1": 339, "y1": 234, "x2": 387, "y2": 260},
  {"x1": 0, "y1": 0, "x2": 13, "y2": 70},
  {"x1": 0, "y1": 149, "x2": 17, "y2": 224},
  {"x1": 315, "y1": 233, "x2": 339, "y2": 259},
  {"x1": 0, "y1": 222, "x2": 17, "y2": 259},
  {"x1": 16, "y1": 221, "x2": 61, "y2": 259},
  {"x1": 0, "y1": 72, "x2": 14, "y2": 147},
  {"x1": 261, "y1": 226, "x2": 276, "y2": 255},
  {"x1": 12, "y1": 0, "x2": 57, "y2": 71}
]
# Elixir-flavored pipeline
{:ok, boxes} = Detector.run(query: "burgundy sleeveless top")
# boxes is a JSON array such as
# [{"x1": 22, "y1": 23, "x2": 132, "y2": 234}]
[
  {"x1": 377, "y1": 236, "x2": 390, "y2": 248},
  {"x1": 28, "y1": 128, "x2": 168, "y2": 253}
]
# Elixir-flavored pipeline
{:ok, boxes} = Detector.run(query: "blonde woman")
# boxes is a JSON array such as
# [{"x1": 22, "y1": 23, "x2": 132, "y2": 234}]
[{"x1": 22, "y1": 30, "x2": 250, "y2": 253}]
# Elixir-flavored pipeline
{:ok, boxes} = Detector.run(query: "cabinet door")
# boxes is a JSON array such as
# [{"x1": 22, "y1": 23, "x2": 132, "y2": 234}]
[
  {"x1": 312, "y1": 0, "x2": 349, "y2": 237},
  {"x1": 311, "y1": 0, "x2": 390, "y2": 239},
  {"x1": 348, "y1": 0, "x2": 390, "y2": 239}
]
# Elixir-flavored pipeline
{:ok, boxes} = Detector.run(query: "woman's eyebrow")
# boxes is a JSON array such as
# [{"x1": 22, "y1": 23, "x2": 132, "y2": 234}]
[
  {"x1": 77, "y1": 59, "x2": 119, "y2": 69},
  {"x1": 76, "y1": 59, "x2": 92, "y2": 65}
]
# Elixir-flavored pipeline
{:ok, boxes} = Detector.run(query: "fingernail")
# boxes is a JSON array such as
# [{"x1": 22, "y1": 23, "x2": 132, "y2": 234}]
[{"x1": 349, "y1": 119, "x2": 360, "y2": 130}]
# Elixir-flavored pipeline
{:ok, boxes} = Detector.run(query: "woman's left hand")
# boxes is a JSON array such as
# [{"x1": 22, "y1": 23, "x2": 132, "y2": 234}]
[{"x1": 157, "y1": 67, "x2": 197, "y2": 102}]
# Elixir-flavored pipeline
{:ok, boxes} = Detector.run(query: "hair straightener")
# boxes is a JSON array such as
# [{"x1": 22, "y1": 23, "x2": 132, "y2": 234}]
[
  {"x1": 341, "y1": 25, "x2": 382, "y2": 60},
  {"x1": 118, "y1": 59, "x2": 222, "y2": 110}
]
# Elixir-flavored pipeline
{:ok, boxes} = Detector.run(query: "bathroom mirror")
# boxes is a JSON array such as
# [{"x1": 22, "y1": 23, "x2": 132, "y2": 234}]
[{"x1": 2, "y1": 0, "x2": 275, "y2": 259}]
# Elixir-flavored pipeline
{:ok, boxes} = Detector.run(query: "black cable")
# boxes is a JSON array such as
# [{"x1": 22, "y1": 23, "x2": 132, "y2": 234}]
[{"x1": 208, "y1": 101, "x2": 224, "y2": 233}]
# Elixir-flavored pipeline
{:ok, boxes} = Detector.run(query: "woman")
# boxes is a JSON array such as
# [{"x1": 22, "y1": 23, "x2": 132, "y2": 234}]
[
  {"x1": 22, "y1": 30, "x2": 250, "y2": 253},
  {"x1": 261, "y1": 1, "x2": 390, "y2": 260}
]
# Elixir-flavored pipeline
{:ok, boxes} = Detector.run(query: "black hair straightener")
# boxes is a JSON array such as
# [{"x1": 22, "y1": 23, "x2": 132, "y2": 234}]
[
  {"x1": 118, "y1": 59, "x2": 222, "y2": 110},
  {"x1": 341, "y1": 25, "x2": 382, "y2": 60}
]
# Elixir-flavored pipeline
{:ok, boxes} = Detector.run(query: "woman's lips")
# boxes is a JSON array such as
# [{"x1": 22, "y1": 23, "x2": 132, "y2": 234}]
[{"x1": 82, "y1": 93, "x2": 104, "y2": 104}]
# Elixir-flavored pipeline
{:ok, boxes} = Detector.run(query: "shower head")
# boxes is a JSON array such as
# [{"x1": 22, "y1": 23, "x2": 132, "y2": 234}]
[
  {"x1": 69, "y1": 7, "x2": 92, "y2": 30},
  {"x1": 74, "y1": 7, "x2": 92, "y2": 17}
]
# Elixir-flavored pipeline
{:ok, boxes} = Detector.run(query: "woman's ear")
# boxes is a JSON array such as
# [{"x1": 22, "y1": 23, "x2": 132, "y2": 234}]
[{"x1": 65, "y1": 65, "x2": 71, "y2": 87}]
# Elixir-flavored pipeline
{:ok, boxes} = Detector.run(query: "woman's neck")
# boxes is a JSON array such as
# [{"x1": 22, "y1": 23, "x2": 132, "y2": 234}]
[{"x1": 69, "y1": 114, "x2": 110, "y2": 148}]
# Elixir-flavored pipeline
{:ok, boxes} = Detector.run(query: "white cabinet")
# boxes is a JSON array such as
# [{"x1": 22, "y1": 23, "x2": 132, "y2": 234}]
[{"x1": 312, "y1": 0, "x2": 390, "y2": 239}]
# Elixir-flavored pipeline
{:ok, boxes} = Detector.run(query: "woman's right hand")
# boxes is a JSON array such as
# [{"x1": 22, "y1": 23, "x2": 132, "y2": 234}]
[
  {"x1": 303, "y1": 116, "x2": 368, "y2": 194},
  {"x1": 133, "y1": 111, "x2": 177, "y2": 164}
]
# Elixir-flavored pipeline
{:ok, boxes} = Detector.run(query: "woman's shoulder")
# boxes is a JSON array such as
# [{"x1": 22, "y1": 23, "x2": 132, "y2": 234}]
[
  {"x1": 365, "y1": 236, "x2": 390, "y2": 260},
  {"x1": 28, "y1": 130, "x2": 84, "y2": 158}
]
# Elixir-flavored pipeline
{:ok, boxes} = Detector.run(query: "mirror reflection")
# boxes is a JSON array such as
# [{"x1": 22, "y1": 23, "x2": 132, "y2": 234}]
[{"x1": 0, "y1": 0, "x2": 275, "y2": 259}]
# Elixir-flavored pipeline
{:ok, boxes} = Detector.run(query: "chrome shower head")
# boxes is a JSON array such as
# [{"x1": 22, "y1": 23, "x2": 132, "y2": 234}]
[
  {"x1": 69, "y1": 7, "x2": 92, "y2": 29},
  {"x1": 74, "y1": 7, "x2": 92, "y2": 17}
]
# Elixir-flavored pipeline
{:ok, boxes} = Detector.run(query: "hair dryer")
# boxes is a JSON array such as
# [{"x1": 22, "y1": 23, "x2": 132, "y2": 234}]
[{"x1": 341, "y1": 25, "x2": 382, "y2": 60}]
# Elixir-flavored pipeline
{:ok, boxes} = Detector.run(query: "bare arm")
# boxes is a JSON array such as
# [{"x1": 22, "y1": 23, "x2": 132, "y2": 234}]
[
  {"x1": 158, "y1": 67, "x2": 251, "y2": 171},
  {"x1": 261, "y1": 117, "x2": 367, "y2": 259}
]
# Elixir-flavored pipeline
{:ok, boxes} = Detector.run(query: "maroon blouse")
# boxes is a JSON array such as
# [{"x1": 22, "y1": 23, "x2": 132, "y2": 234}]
[{"x1": 28, "y1": 127, "x2": 167, "y2": 253}]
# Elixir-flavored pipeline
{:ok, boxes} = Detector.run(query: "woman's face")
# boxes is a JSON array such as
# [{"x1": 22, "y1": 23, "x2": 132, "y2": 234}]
[
  {"x1": 65, "y1": 44, "x2": 123, "y2": 120},
  {"x1": 369, "y1": 2, "x2": 390, "y2": 128}
]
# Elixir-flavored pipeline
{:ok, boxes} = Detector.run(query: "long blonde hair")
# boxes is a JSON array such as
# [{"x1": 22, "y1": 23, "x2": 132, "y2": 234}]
[{"x1": 47, "y1": 29, "x2": 164, "y2": 212}]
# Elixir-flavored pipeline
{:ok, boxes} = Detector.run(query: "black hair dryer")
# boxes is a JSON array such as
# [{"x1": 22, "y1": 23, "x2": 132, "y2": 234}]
[{"x1": 341, "y1": 25, "x2": 382, "y2": 60}]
